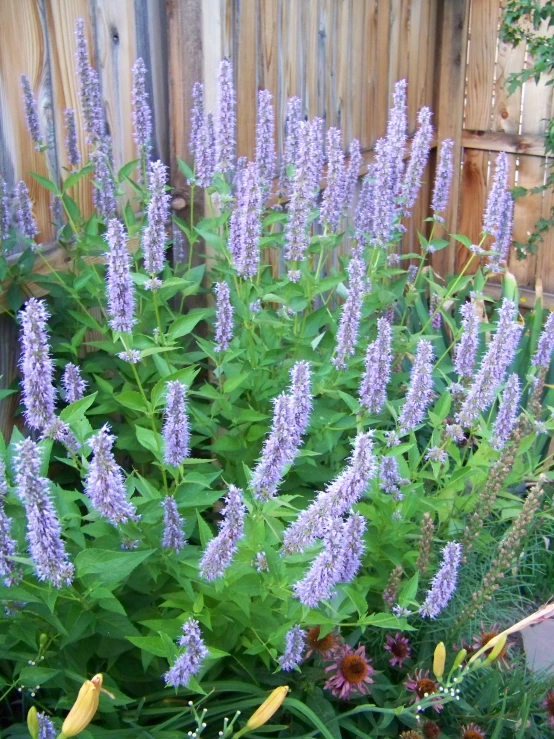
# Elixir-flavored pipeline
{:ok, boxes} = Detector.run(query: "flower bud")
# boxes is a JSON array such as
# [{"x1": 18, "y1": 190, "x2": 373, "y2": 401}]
[
  {"x1": 61, "y1": 674, "x2": 103, "y2": 737},
  {"x1": 451, "y1": 648, "x2": 467, "y2": 671},
  {"x1": 39, "y1": 633, "x2": 48, "y2": 646},
  {"x1": 482, "y1": 633, "x2": 507, "y2": 666},
  {"x1": 245, "y1": 686, "x2": 289, "y2": 730},
  {"x1": 27, "y1": 706, "x2": 39, "y2": 739},
  {"x1": 432, "y1": 641, "x2": 446, "y2": 679}
]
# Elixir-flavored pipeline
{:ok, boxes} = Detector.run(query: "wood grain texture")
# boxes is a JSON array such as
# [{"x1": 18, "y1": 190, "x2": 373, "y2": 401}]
[
  {"x1": 462, "y1": 130, "x2": 546, "y2": 157},
  {"x1": 465, "y1": 0, "x2": 500, "y2": 131}
]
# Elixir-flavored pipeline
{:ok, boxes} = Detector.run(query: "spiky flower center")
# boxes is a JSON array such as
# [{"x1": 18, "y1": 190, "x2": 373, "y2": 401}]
[
  {"x1": 416, "y1": 678, "x2": 437, "y2": 699},
  {"x1": 340, "y1": 654, "x2": 368, "y2": 684},
  {"x1": 390, "y1": 638, "x2": 409, "y2": 658},
  {"x1": 307, "y1": 626, "x2": 336, "y2": 653},
  {"x1": 462, "y1": 731, "x2": 485, "y2": 739},
  {"x1": 422, "y1": 722, "x2": 440, "y2": 739}
]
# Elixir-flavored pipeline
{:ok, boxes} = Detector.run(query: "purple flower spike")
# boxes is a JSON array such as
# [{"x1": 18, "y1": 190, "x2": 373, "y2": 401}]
[
  {"x1": 419, "y1": 542, "x2": 462, "y2": 618},
  {"x1": 279, "y1": 625, "x2": 307, "y2": 670},
  {"x1": 85, "y1": 424, "x2": 139, "y2": 526},
  {"x1": 14, "y1": 438, "x2": 74, "y2": 588},
  {"x1": 37, "y1": 712, "x2": 56, "y2": 739},
  {"x1": 213, "y1": 281, "x2": 234, "y2": 352},
  {"x1": 483, "y1": 152, "x2": 509, "y2": 238},
  {"x1": 19, "y1": 298, "x2": 56, "y2": 431},
  {"x1": 321, "y1": 127, "x2": 346, "y2": 231},
  {"x1": 164, "y1": 618, "x2": 208, "y2": 687},
  {"x1": 332, "y1": 254, "x2": 368, "y2": 369},
  {"x1": 195, "y1": 113, "x2": 216, "y2": 187},
  {"x1": 74, "y1": 18, "x2": 104, "y2": 142},
  {"x1": 15, "y1": 181, "x2": 38, "y2": 240},
  {"x1": 354, "y1": 164, "x2": 377, "y2": 246},
  {"x1": 279, "y1": 96, "x2": 303, "y2": 195},
  {"x1": 91, "y1": 136, "x2": 116, "y2": 219},
  {"x1": 256, "y1": 89, "x2": 276, "y2": 195},
  {"x1": 282, "y1": 432, "x2": 376, "y2": 554},
  {"x1": 230, "y1": 161, "x2": 263, "y2": 278},
  {"x1": 492, "y1": 373, "x2": 521, "y2": 451},
  {"x1": 0, "y1": 176, "x2": 10, "y2": 238},
  {"x1": 457, "y1": 299, "x2": 522, "y2": 427},
  {"x1": 132, "y1": 58, "x2": 152, "y2": 159},
  {"x1": 343, "y1": 138, "x2": 362, "y2": 215},
  {"x1": 289, "y1": 360, "x2": 312, "y2": 439},
  {"x1": 64, "y1": 108, "x2": 80, "y2": 167},
  {"x1": 338, "y1": 512, "x2": 367, "y2": 582},
  {"x1": 105, "y1": 218, "x2": 135, "y2": 333},
  {"x1": 431, "y1": 139, "x2": 454, "y2": 219},
  {"x1": 0, "y1": 457, "x2": 21, "y2": 587},
  {"x1": 190, "y1": 82, "x2": 205, "y2": 157},
  {"x1": 215, "y1": 59, "x2": 236, "y2": 173},
  {"x1": 488, "y1": 191, "x2": 514, "y2": 272},
  {"x1": 359, "y1": 316, "x2": 393, "y2": 413},
  {"x1": 397, "y1": 340, "x2": 434, "y2": 435},
  {"x1": 400, "y1": 106, "x2": 433, "y2": 216},
  {"x1": 21, "y1": 75, "x2": 43, "y2": 149},
  {"x1": 454, "y1": 301, "x2": 480, "y2": 378},
  {"x1": 251, "y1": 393, "x2": 296, "y2": 500},
  {"x1": 62, "y1": 363, "x2": 87, "y2": 404},
  {"x1": 199, "y1": 485, "x2": 246, "y2": 580},
  {"x1": 161, "y1": 495, "x2": 187, "y2": 552},
  {"x1": 293, "y1": 518, "x2": 346, "y2": 608},
  {"x1": 532, "y1": 311, "x2": 554, "y2": 368},
  {"x1": 143, "y1": 160, "x2": 170, "y2": 275},
  {"x1": 163, "y1": 381, "x2": 190, "y2": 466}
]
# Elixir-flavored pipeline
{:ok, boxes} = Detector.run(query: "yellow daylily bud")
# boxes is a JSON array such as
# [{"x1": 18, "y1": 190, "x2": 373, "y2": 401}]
[
  {"x1": 61, "y1": 673, "x2": 103, "y2": 737},
  {"x1": 27, "y1": 706, "x2": 39, "y2": 739},
  {"x1": 482, "y1": 633, "x2": 507, "y2": 666},
  {"x1": 246, "y1": 686, "x2": 289, "y2": 730},
  {"x1": 432, "y1": 641, "x2": 446, "y2": 679},
  {"x1": 451, "y1": 648, "x2": 467, "y2": 671}
]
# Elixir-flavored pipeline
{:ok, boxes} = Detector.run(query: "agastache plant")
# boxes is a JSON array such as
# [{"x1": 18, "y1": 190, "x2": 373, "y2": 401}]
[
  {"x1": 419, "y1": 541, "x2": 462, "y2": 618},
  {"x1": 215, "y1": 59, "x2": 236, "y2": 173},
  {"x1": 105, "y1": 218, "x2": 135, "y2": 333},
  {"x1": 161, "y1": 496, "x2": 187, "y2": 552},
  {"x1": 143, "y1": 160, "x2": 170, "y2": 276},
  {"x1": 320, "y1": 127, "x2": 346, "y2": 231},
  {"x1": 190, "y1": 81, "x2": 204, "y2": 157},
  {"x1": 64, "y1": 108, "x2": 80, "y2": 167},
  {"x1": 74, "y1": 18, "x2": 104, "y2": 142},
  {"x1": 91, "y1": 137, "x2": 116, "y2": 219},
  {"x1": 131, "y1": 57, "x2": 152, "y2": 163},
  {"x1": 19, "y1": 298, "x2": 56, "y2": 431},
  {"x1": 15, "y1": 181, "x2": 38, "y2": 240},
  {"x1": 483, "y1": 152, "x2": 509, "y2": 237},
  {"x1": 279, "y1": 96, "x2": 303, "y2": 195},
  {"x1": 229, "y1": 161, "x2": 263, "y2": 278},
  {"x1": 163, "y1": 381, "x2": 190, "y2": 466},
  {"x1": 397, "y1": 339, "x2": 434, "y2": 435},
  {"x1": 255, "y1": 89, "x2": 276, "y2": 195},
  {"x1": 359, "y1": 316, "x2": 393, "y2": 413},
  {"x1": 278, "y1": 625, "x2": 306, "y2": 671},
  {"x1": 0, "y1": 176, "x2": 10, "y2": 238},
  {"x1": 198, "y1": 485, "x2": 246, "y2": 580},
  {"x1": 491, "y1": 373, "x2": 521, "y2": 451},
  {"x1": 454, "y1": 300, "x2": 480, "y2": 378},
  {"x1": 0, "y1": 458, "x2": 20, "y2": 587},
  {"x1": 164, "y1": 618, "x2": 208, "y2": 688},
  {"x1": 62, "y1": 363, "x2": 86, "y2": 404},
  {"x1": 400, "y1": 106, "x2": 433, "y2": 216},
  {"x1": 213, "y1": 281, "x2": 234, "y2": 351},
  {"x1": 332, "y1": 254, "x2": 368, "y2": 369},
  {"x1": 20, "y1": 75, "x2": 43, "y2": 149},
  {"x1": 431, "y1": 138, "x2": 454, "y2": 220}
]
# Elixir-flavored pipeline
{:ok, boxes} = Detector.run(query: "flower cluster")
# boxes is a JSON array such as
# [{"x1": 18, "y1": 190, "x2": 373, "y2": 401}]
[
  {"x1": 164, "y1": 618, "x2": 208, "y2": 687},
  {"x1": 198, "y1": 485, "x2": 246, "y2": 580}
]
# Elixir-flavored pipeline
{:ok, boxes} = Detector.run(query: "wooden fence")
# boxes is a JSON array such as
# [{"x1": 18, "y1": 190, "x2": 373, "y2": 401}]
[{"x1": 0, "y1": 0, "x2": 553, "y2": 435}]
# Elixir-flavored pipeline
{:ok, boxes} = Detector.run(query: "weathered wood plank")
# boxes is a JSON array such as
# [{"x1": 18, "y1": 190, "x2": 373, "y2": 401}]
[
  {"x1": 235, "y1": 0, "x2": 257, "y2": 160},
  {"x1": 456, "y1": 148, "x2": 488, "y2": 272},
  {"x1": 464, "y1": 0, "x2": 500, "y2": 131},
  {"x1": 462, "y1": 130, "x2": 546, "y2": 157}
]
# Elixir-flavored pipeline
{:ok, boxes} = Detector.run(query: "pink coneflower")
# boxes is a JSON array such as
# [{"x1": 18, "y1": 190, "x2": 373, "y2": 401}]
[
  {"x1": 543, "y1": 689, "x2": 554, "y2": 728},
  {"x1": 384, "y1": 632, "x2": 411, "y2": 668},
  {"x1": 461, "y1": 724, "x2": 486, "y2": 739},
  {"x1": 324, "y1": 644, "x2": 375, "y2": 700},
  {"x1": 305, "y1": 626, "x2": 340, "y2": 659},
  {"x1": 404, "y1": 669, "x2": 443, "y2": 713}
]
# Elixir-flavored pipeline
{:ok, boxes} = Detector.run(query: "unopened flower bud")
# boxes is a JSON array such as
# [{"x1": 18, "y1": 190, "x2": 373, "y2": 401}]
[
  {"x1": 433, "y1": 641, "x2": 446, "y2": 679},
  {"x1": 245, "y1": 686, "x2": 289, "y2": 730},
  {"x1": 61, "y1": 674, "x2": 103, "y2": 737},
  {"x1": 27, "y1": 706, "x2": 39, "y2": 739}
]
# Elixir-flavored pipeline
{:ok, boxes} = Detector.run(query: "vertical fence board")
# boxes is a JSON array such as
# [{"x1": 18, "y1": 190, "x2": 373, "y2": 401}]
[
  {"x1": 235, "y1": 1, "x2": 257, "y2": 160},
  {"x1": 465, "y1": 0, "x2": 500, "y2": 131}
]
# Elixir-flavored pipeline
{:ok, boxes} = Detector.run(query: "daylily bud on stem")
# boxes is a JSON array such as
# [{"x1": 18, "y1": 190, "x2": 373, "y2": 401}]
[
  {"x1": 451, "y1": 648, "x2": 467, "y2": 671},
  {"x1": 482, "y1": 633, "x2": 508, "y2": 666},
  {"x1": 60, "y1": 674, "x2": 103, "y2": 737},
  {"x1": 432, "y1": 641, "x2": 446, "y2": 679},
  {"x1": 27, "y1": 706, "x2": 39, "y2": 739},
  {"x1": 233, "y1": 686, "x2": 289, "y2": 737}
]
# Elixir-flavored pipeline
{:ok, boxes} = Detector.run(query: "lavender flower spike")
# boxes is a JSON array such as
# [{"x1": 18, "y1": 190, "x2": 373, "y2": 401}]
[
  {"x1": 532, "y1": 311, "x2": 554, "y2": 368},
  {"x1": 14, "y1": 438, "x2": 74, "y2": 588},
  {"x1": 161, "y1": 495, "x2": 187, "y2": 552},
  {"x1": 343, "y1": 138, "x2": 362, "y2": 216},
  {"x1": 91, "y1": 136, "x2": 116, "y2": 219},
  {"x1": 143, "y1": 160, "x2": 170, "y2": 275},
  {"x1": 74, "y1": 18, "x2": 104, "y2": 142},
  {"x1": 488, "y1": 190, "x2": 514, "y2": 272},
  {"x1": 332, "y1": 254, "x2": 368, "y2": 369},
  {"x1": 400, "y1": 106, "x2": 433, "y2": 216},
  {"x1": 397, "y1": 339, "x2": 434, "y2": 435},
  {"x1": 483, "y1": 152, "x2": 509, "y2": 237},
  {"x1": 457, "y1": 299, "x2": 522, "y2": 427},
  {"x1": 199, "y1": 485, "x2": 246, "y2": 580},
  {"x1": 85, "y1": 424, "x2": 139, "y2": 526},
  {"x1": 19, "y1": 298, "x2": 56, "y2": 430},
  {"x1": 62, "y1": 363, "x2": 87, "y2": 404},
  {"x1": 354, "y1": 164, "x2": 376, "y2": 246},
  {"x1": 293, "y1": 518, "x2": 346, "y2": 607},
  {"x1": 282, "y1": 431, "x2": 376, "y2": 554},
  {"x1": 15, "y1": 181, "x2": 38, "y2": 240},
  {"x1": 64, "y1": 108, "x2": 80, "y2": 167},
  {"x1": 289, "y1": 360, "x2": 312, "y2": 439},
  {"x1": 454, "y1": 300, "x2": 480, "y2": 378},
  {"x1": 105, "y1": 218, "x2": 135, "y2": 333},
  {"x1": 431, "y1": 138, "x2": 454, "y2": 219},
  {"x1": 213, "y1": 281, "x2": 234, "y2": 352},
  {"x1": 132, "y1": 58, "x2": 152, "y2": 158},
  {"x1": 256, "y1": 89, "x2": 276, "y2": 195},
  {"x1": 230, "y1": 161, "x2": 263, "y2": 278},
  {"x1": 215, "y1": 59, "x2": 236, "y2": 173},
  {"x1": 37, "y1": 711, "x2": 56, "y2": 739},
  {"x1": 164, "y1": 618, "x2": 208, "y2": 687},
  {"x1": 163, "y1": 381, "x2": 190, "y2": 466},
  {"x1": 492, "y1": 373, "x2": 521, "y2": 451},
  {"x1": 419, "y1": 542, "x2": 462, "y2": 618},
  {"x1": 190, "y1": 82, "x2": 204, "y2": 157},
  {"x1": 359, "y1": 316, "x2": 393, "y2": 413},
  {"x1": 251, "y1": 393, "x2": 296, "y2": 500},
  {"x1": 21, "y1": 75, "x2": 43, "y2": 149},
  {"x1": 0, "y1": 177, "x2": 10, "y2": 239},
  {"x1": 321, "y1": 127, "x2": 346, "y2": 231},
  {"x1": 338, "y1": 512, "x2": 367, "y2": 583},
  {"x1": 195, "y1": 113, "x2": 216, "y2": 187},
  {"x1": 0, "y1": 457, "x2": 20, "y2": 587},
  {"x1": 279, "y1": 96, "x2": 303, "y2": 195},
  {"x1": 278, "y1": 625, "x2": 307, "y2": 671}
]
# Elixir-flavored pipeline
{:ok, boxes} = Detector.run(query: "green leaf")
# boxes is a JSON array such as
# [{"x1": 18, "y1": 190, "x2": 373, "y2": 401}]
[
  {"x1": 18, "y1": 666, "x2": 60, "y2": 686},
  {"x1": 30, "y1": 172, "x2": 60, "y2": 194},
  {"x1": 62, "y1": 193, "x2": 81, "y2": 224},
  {"x1": 115, "y1": 391, "x2": 150, "y2": 413},
  {"x1": 285, "y1": 697, "x2": 337, "y2": 739},
  {"x1": 118, "y1": 159, "x2": 139, "y2": 182},
  {"x1": 194, "y1": 227, "x2": 226, "y2": 250},
  {"x1": 59, "y1": 392, "x2": 98, "y2": 423},
  {"x1": 168, "y1": 309, "x2": 213, "y2": 340},
  {"x1": 196, "y1": 510, "x2": 213, "y2": 547},
  {"x1": 135, "y1": 425, "x2": 162, "y2": 456},
  {"x1": 75, "y1": 549, "x2": 155, "y2": 586},
  {"x1": 224, "y1": 373, "x2": 251, "y2": 394},
  {"x1": 62, "y1": 165, "x2": 94, "y2": 193},
  {"x1": 177, "y1": 158, "x2": 195, "y2": 182},
  {"x1": 126, "y1": 635, "x2": 167, "y2": 658}
]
